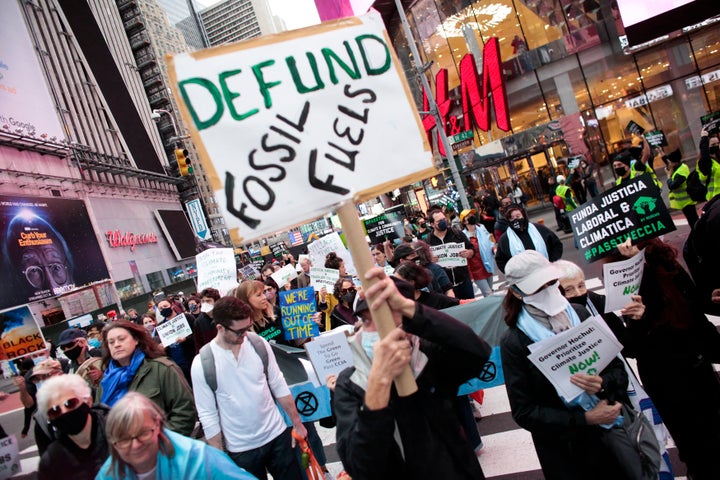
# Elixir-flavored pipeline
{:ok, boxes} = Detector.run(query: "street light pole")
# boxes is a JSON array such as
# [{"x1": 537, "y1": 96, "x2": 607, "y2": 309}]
[
  {"x1": 393, "y1": 0, "x2": 471, "y2": 211},
  {"x1": 152, "y1": 108, "x2": 181, "y2": 146}
]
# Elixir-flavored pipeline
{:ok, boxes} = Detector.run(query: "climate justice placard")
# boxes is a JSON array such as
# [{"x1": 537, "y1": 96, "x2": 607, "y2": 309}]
[{"x1": 167, "y1": 11, "x2": 434, "y2": 243}]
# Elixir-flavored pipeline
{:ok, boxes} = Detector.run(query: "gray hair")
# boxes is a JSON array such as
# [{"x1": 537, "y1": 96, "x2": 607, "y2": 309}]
[
  {"x1": 36, "y1": 374, "x2": 92, "y2": 416},
  {"x1": 104, "y1": 392, "x2": 174, "y2": 478},
  {"x1": 553, "y1": 259, "x2": 585, "y2": 281}
]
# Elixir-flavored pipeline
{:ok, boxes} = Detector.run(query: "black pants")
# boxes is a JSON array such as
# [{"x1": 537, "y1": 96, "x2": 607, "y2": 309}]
[
  {"x1": 683, "y1": 204, "x2": 699, "y2": 229},
  {"x1": 228, "y1": 427, "x2": 302, "y2": 480}
]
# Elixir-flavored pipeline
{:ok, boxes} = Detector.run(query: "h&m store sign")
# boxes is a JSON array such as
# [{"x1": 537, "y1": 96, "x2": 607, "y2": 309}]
[{"x1": 422, "y1": 37, "x2": 511, "y2": 155}]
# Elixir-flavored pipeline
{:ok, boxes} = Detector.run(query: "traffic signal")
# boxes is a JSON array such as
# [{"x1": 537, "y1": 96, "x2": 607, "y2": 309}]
[{"x1": 175, "y1": 148, "x2": 193, "y2": 176}]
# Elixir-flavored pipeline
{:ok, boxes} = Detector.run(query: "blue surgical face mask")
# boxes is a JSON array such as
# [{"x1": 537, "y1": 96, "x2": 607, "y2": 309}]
[
  {"x1": 361, "y1": 331, "x2": 380, "y2": 360},
  {"x1": 88, "y1": 338, "x2": 101, "y2": 349}
]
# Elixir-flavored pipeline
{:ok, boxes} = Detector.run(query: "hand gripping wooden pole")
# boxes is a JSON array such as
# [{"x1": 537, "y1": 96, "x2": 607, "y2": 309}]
[{"x1": 336, "y1": 201, "x2": 418, "y2": 397}]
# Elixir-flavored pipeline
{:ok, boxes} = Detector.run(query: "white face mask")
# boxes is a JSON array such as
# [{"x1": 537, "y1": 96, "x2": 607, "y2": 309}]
[
  {"x1": 200, "y1": 302, "x2": 213, "y2": 313},
  {"x1": 522, "y1": 283, "x2": 568, "y2": 316},
  {"x1": 361, "y1": 331, "x2": 380, "y2": 359}
]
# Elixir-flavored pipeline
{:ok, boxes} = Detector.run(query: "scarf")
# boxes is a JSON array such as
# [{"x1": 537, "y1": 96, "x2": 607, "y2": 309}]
[
  {"x1": 101, "y1": 349, "x2": 145, "y2": 407},
  {"x1": 518, "y1": 305, "x2": 620, "y2": 427},
  {"x1": 506, "y1": 223, "x2": 548, "y2": 258}
]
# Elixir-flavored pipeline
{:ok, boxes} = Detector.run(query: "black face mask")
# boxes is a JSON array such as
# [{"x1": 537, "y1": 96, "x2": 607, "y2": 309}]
[
  {"x1": 568, "y1": 293, "x2": 587, "y2": 306},
  {"x1": 467, "y1": 216, "x2": 478, "y2": 225},
  {"x1": 509, "y1": 218, "x2": 528, "y2": 232},
  {"x1": 614, "y1": 166, "x2": 627, "y2": 177},
  {"x1": 436, "y1": 220, "x2": 448, "y2": 231},
  {"x1": 341, "y1": 291, "x2": 357, "y2": 306},
  {"x1": 50, "y1": 403, "x2": 90, "y2": 436},
  {"x1": 189, "y1": 304, "x2": 199, "y2": 313},
  {"x1": 160, "y1": 307, "x2": 173, "y2": 318},
  {"x1": 710, "y1": 145, "x2": 720, "y2": 157},
  {"x1": 62, "y1": 344, "x2": 83, "y2": 362}
]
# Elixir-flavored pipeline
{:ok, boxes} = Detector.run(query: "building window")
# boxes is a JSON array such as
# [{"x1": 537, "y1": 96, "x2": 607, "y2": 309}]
[
  {"x1": 115, "y1": 278, "x2": 145, "y2": 301},
  {"x1": 146, "y1": 271, "x2": 165, "y2": 292}
]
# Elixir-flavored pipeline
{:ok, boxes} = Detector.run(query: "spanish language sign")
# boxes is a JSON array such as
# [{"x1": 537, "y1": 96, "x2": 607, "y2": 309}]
[
  {"x1": 196, "y1": 248, "x2": 238, "y2": 293},
  {"x1": 430, "y1": 243, "x2": 467, "y2": 268},
  {"x1": 568, "y1": 174, "x2": 675, "y2": 263},
  {"x1": 0, "y1": 305, "x2": 46, "y2": 360},
  {"x1": 280, "y1": 287, "x2": 319, "y2": 341},
  {"x1": 363, "y1": 205, "x2": 406, "y2": 244},
  {"x1": 527, "y1": 317, "x2": 623, "y2": 401},
  {"x1": 309, "y1": 267, "x2": 339, "y2": 291},
  {"x1": 155, "y1": 313, "x2": 193, "y2": 348},
  {"x1": 307, "y1": 232, "x2": 357, "y2": 276},
  {"x1": 602, "y1": 249, "x2": 645, "y2": 313},
  {"x1": 304, "y1": 329, "x2": 354, "y2": 385},
  {"x1": 167, "y1": 11, "x2": 434, "y2": 244}
]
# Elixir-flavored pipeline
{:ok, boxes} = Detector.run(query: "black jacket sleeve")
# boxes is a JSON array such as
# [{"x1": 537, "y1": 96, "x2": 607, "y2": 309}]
[
  {"x1": 699, "y1": 135, "x2": 711, "y2": 176},
  {"x1": 495, "y1": 234, "x2": 511, "y2": 273},
  {"x1": 666, "y1": 172, "x2": 686, "y2": 190},
  {"x1": 536, "y1": 223, "x2": 564, "y2": 262}
]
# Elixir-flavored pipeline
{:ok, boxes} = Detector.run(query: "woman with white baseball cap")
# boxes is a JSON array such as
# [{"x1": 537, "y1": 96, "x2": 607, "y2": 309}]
[{"x1": 499, "y1": 250, "x2": 637, "y2": 480}]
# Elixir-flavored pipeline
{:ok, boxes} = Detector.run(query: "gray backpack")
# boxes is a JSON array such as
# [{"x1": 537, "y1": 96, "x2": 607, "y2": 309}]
[{"x1": 199, "y1": 332, "x2": 269, "y2": 393}]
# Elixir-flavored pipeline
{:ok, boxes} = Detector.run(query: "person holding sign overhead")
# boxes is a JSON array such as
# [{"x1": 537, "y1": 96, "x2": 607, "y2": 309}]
[
  {"x1": 334, "y1": 268, "x2": 491, "y2": 479},
  {"x1": 500, "y1": 251, "x2": 634, "y2": 480}
]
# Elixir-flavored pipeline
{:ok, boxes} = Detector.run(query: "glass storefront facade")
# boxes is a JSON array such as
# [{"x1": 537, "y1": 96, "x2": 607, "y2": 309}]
[{"x1": 389, "y1": 0, "x2": 720, "y2": 206}]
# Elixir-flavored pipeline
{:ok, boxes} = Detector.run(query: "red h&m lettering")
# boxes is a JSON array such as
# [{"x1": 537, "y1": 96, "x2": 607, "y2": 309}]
[{"x1": 423, "y1": 37, "x2": 511, "y2": 155}]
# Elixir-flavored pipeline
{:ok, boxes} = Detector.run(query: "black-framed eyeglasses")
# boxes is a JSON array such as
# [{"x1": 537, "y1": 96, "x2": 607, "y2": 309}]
[
  {"x1": 112, "y1": 426, "x2": 157, "y2": 449},
  {"x1": 224, "y1": 324, "x2": 252, "y2": 336},
  {"x1": 47, "y1": 397, "x2": 84, "y2": 420},
  {"x1": 22, "y1": 263, "x2": 68, "y2": 288},
  {"x1": 340, "y1": 287, "x2": 356, "y2": 294}
]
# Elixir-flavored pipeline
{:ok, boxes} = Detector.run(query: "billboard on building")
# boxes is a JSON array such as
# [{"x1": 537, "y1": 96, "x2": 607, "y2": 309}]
[
  {"x1": 0, "y1": 0, "x2": 66, "y2": 141},
  {"x1": 0, "y1": 195, "x2": 110, "y2": 310}
]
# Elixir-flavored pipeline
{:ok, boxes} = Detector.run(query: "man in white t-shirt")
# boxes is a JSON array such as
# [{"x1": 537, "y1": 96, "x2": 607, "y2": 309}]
[{"x1": 191, "y1": 296, "x2": 306, "y2": 480}]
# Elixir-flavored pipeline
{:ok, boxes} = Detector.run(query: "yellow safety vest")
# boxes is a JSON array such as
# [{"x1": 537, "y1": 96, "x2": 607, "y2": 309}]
[
  {"x1": 668, "y1": 163, "x2": 696, "y2": 209},
  {"x1": 698, "y1": 158, "x2": 720, "y2": 201},
  {"x1": 555, "y1": 184, "x2": 576, "y2": 211}
]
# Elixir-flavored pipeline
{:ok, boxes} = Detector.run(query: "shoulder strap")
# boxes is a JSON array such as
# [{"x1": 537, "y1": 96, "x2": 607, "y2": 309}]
[
  {"x1": 199, "y1": 343, "x2": 217, "y2": 392},
  {"x1": 246, "y1": 332, "x2": 269, "y2": 381}
]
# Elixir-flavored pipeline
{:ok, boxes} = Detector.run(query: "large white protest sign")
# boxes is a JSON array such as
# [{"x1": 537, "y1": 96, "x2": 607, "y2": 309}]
[
  {"x1": 430, "y1": 243, "x2": 467, "y2": 268},
  {"x1": 527, "y1": 317, "x2": 623, "y2": 401},
  {"x1": 167, "y1": 11, "x2": 434, "y2": 244},
  {"x1": 155, "y1": 314, "x2": 194, "y2": 348},
  {"x1": 0, "y1": 435, "x2": 20, "y2": 479},
  {"x1": 271, "y1": 264, "x2": 299, "y2": 287},
  {"x1": 307, "y1": 232, "x2": 357, "y2": 276},
  {"x1": 309, "y1": 267, "x2": 340, "y2": 291},
  {"x1": 304, "y1": 329, "x2": 354, "y2": 385},
  {"x1": 602, "y1": 249, "x2": 645, "y2": 313},
  {"x1": 196, "y1": 248, "x2": 238, "y2": 293}
]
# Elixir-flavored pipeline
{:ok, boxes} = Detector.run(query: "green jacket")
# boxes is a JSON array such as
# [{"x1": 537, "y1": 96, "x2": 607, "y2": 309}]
[{"x1": 96, "y1": 357, "x2": 197, "y2": 436}]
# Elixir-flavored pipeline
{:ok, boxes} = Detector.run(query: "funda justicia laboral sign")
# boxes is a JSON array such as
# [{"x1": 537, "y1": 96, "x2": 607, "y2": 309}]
[{"x1": 105, "y1": 230, "x2": 158, "y2": 251}]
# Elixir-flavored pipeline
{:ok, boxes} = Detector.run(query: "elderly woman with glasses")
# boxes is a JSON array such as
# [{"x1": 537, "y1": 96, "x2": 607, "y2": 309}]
[
  {"x1": 36, "y1": 374, "x2": 110, "y2": 480},
  {"x1": 96, "y1": 392, "x2": 256, "y2": 479},
  {"x1": 500, "y1": 250, "x2": 633, "y2": 480}
]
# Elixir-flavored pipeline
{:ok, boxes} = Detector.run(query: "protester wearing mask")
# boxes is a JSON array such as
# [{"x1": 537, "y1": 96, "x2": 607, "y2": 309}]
[
  {"x1": 330, "y1": 278, "x2": 360, "y2": 329},
  {"x1": 697, "y1": 126, "x2": 720, "y2": 201},
  {"x1": 494, "y1": 204, "x2": 563, "y2": 273},
  {"x1": 460, "y1": 209, "x2": 495, "y2": 297},
  {"x1": 36, "y1": 374, "x2": 110, "y2": 480},
  {"x1": 30, "y1": 359, "x2": 68, "y2": 455},
  {"x1": 155, "y1": 298, "x2": 196, "y2": 384},
  {"x1": 427, "y1": 208, "x2": 476, "y2": 299},
  {"x1": 612, "y1": 151, "x2": 634, "y2": 185},
  {"x1": 57, "y1": 328, "x2": 101, "y2": 373},
  {"x1": 142, "y1": 314, "x2": 160, "y2": 343},
  {"x1": 193, "y1": 288, "x2": 220, "y2": 351},
  {"x1": 493, "y1": 197, "x2": 513, "y2": 242},
  {"x1": 334, "y1": 269, "x2": 491, "y2": 479},
  {"x1": 186, "y1": 296, "x2": 201, "y2": 316},
  {"x1": 500, "y1": 251, "x2": 634, "y2": 479}
]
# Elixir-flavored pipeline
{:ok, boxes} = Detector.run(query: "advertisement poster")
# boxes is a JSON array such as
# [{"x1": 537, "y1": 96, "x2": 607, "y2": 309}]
[
  {"x1": 603, "y1": 250, "x2": 645, "y2": 313},
  {"x1": 0, "y1": 195, "x2": 110, "y2": 310},
  {"x1": 568, "y1": 175, "x2": 675, "y2": 263},
  {"x1": 0, "y1": 305, "x2": 47, "y2": 360},
  {"x1": 279, "y1": 287, "x2": 319, "y2": 341},
  {"x1": 527, "y1": 317, "x2": 623, "y2": 401},
  {"x1": 167, "y1": 11, "x2": 434, "y2": 244}
]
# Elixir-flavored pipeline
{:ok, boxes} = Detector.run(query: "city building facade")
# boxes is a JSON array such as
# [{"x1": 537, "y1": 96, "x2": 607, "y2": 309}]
[{"x1": 200, "y1": 0, "x2": 280, "y2": 46}]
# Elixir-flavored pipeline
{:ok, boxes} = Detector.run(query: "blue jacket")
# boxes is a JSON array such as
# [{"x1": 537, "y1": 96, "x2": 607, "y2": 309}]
[
  {"x1": 462, "y1": 226, "x2": 495, "y2": 274},
  {"x1": 95, "y1": 429, "x2": 257, "y2": 480}
]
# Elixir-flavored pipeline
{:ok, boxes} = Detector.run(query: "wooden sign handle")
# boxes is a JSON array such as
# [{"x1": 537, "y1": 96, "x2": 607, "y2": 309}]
[{"x1": 336, "y1": 201, "x2": 418, "y2": 397}]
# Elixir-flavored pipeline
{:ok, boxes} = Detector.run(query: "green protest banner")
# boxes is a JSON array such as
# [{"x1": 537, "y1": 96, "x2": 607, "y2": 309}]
[{"x1": 569, "y1": 174, "x2": 676, "y2": 263}]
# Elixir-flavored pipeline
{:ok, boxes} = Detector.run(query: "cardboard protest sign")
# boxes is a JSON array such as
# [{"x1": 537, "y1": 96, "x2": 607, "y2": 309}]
[
  {"x1": 271, "y1": 264, "x2": 298, "y2": 287},
  {"x1": 603, "y1": 249, "x2": 645, "y2": 313},
  {"x1": 309, "y1": 267, "x2": 340, "y2": 291},
  {"x1": 167, "y1": 11, "x2": 434, "y2": 244},
  {"x1": 626, "y1": 120, "x2": 645, "y2": 135},
  {"x1": 196, "y1": 248, "x2": 238, "y2": 293},
  {"x1": 430, "y1": 243, "x2": 467, "y2": 268},
  {"x1": 307, "y1": 232, "x2": 357, "y2": 276},
  {"x1": 568, "y1": 174, "x2": 675, "y2": 263},
  {"x1": 643, "y1": 130, "x2": 667, "y2": 148},
  {"x1": 363, "y1": 205, "x2": 406, "y2": 244},
  {"x1": 155, "y1": 313, "x2": 193, "y2": 347},
  {"x1": 0, "y1": 435, "x2": 21, "y2": 479},
  {"x1": 279, "y1": 287, "x2": 319, "y2": 341},
  {"x1": 304, "y1": 329, "x2": 354, "y2": 384},
  {"x1": 0, "y1": 305, "x2": 46, "y2": 361},
  {"x1": 527, "y1": 317, "x2": 623, "y2": 401}
]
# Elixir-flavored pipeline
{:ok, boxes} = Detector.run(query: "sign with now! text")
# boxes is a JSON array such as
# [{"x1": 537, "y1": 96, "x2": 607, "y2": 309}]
[{"x1": 167, "y1": 12, "x2": 434, "y2": 243}]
